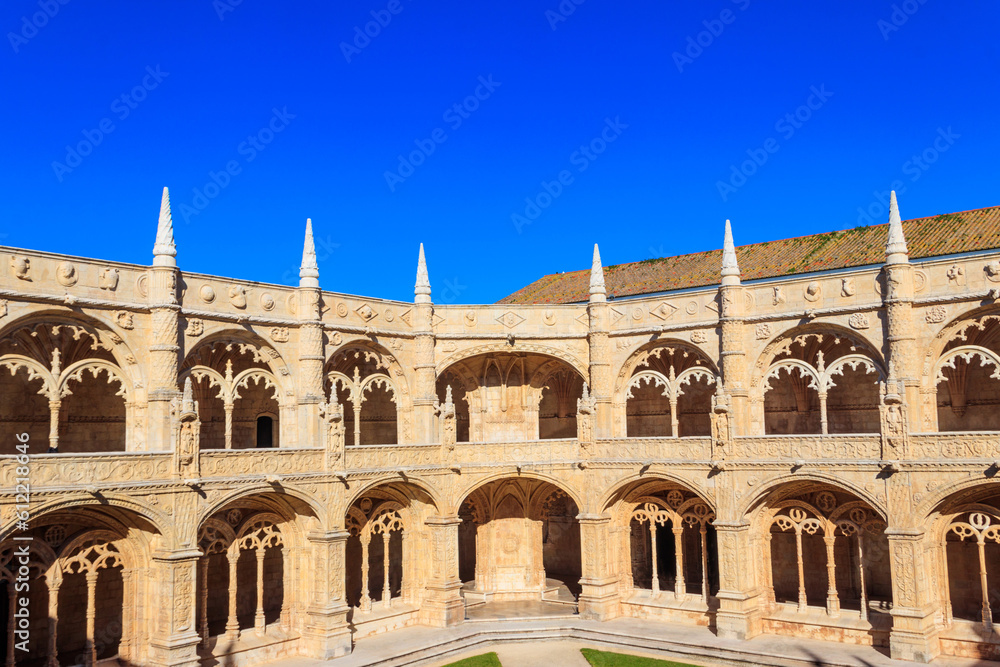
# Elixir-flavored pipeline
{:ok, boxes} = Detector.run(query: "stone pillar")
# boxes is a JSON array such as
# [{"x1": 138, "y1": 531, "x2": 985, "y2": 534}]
[
  {"x1": 413, "y1": 244, "x2": 437, "y2": 445},
  {"x1": 420, "y1": 516, "x2": 465, "y2": 627},
  {"x1": 300, "y1": 530, "x2": 353, "y2": 659},
  {"x1": 577, "y1": 513, "x2": 620, "y2": 620},
  {"x1": 149, "y1": 188, "x2": 181, "y2": 452},
  {"x1": 719, "y1": 220, "x2": 748, "y2": 436},
  {"x1": 883, "y1": 191, "x2": 921, "y2": 429},
  {"x1": 588, "y1": 246, "x2": 614, "y2": 438},
  {"x1": 886, "y1": 530, "x2": 941, "y2": 662},
  {"x1": 713, "y1": 520, "x2": 763, "y2": 640},
  {"x1": 146, "y1": 548, "x2": 201, "y2": 667},
  {"x1": 298, "y1": 218, "x2": 325, "y2": 449}
]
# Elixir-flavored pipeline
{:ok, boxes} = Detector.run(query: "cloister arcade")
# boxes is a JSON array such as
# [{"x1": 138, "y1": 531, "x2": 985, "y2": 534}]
[
  {"x1": 752, "y1": 327, "x2": 885, "y2": 436},
  {"x1": 182, "y1": 335, "x2": 288, "y2": 449},
  {"x1": 604, "y1": 478, "x2": 718, "y2": 622},
  {"x1": 325, "y1": 344, "x2": 404, "y2": 446},
  {"x1": 0, "y1": 317, "x2": 137, "y2": 453},
  {"x1": 7, "y1": 196, "x2": 1000, "y2": 664},
  {"x1": 458, "y1": 478, "x2": 581, "y2": 602},
  {"x1": 618, "y1": 342, "x2": 717, "y2": 438},
  {"x1": 436, "y1": 353, "x2": 586, "y2": 443}
]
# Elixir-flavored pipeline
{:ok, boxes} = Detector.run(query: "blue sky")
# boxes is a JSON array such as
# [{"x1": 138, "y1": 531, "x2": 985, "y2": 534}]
[{"x1": 1, "y1": 1, "x2": 997, "y2": 304}]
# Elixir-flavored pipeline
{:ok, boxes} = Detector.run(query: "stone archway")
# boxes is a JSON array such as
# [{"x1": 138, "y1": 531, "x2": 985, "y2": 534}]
[
  {"x1": 194, "y1": 490, "x2": 319, "y2": 659},
  {"x1": 747, "y1": 481, "x2": 892, "y2": 647},
  {"x1": 458, "y1": 477, "x2": 581, "y2": 605},
  {"x1": 344, "y1": 480, "x2": 438, "y2": 638},
  {"x1": 0, "y1": 505, "x2": 159, "y2": 667},
  {"x1": 438, "y1": 353, "x2": 585, "y2": 443},
  {"x1": 602, "y1": 477, "x2": 717, "y2": 626},
  {"x1": 751, "y1": 328, "x2": 884, "y2": 435}
]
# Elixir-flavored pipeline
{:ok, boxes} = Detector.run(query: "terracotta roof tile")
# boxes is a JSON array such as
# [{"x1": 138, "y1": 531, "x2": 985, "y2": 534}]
[{"x1": 499, "y1": 205, "x2": 1000, "y2": 304}]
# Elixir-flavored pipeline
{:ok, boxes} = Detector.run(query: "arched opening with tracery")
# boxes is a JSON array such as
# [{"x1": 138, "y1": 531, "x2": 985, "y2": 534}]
[
  {"x1": 181, "y1": 335, "x2": 288, "y2": 449},
  {"x1": 458, "y1": 478, "x2": 581, "y2": 607},
  {"x1": 922, "y1": 485, "x2": 1000, "y2": 659},
  {"x1": 344, "y1": 482, "x2": 437, "y2": 636},
  {"x1": 325, "y1": 344, "x2": 403, "y2": 446},
  {"x1": 0, "y1": 318, "x2": 138, "y2": 453},
  {"x1": 750, "y1": 482, "x2": 892, "y2": 645},
  {"x1": 929, "y1": 313, "x2": 1000, "y2": 432},
  {"x1": 195, "y1": 492, "x2": 319, "y2": 656},
  {"x1": 752, "y1": 329, "x2": 884, "y2": 435},
  {"x1": 437, "y1": 353, "x2": 585, "y2": 442},
  {"x1": 0, "y1": 506, "x2": 157, "y2": 667},
  {"x1": 618, "y1": 342, "x2": 717, "y2": 438},
  {"x1": 604, "y1": 479, "x2": 717, "y2": 623}
]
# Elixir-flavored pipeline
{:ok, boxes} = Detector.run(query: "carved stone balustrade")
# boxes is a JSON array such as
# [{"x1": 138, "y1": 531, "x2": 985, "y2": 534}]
[
  {"x1": 730, "y1": 434, "x2": 882, "y2": 461},
  {"x1": 1, "y1": 451, "x2": 173, "y2": 489}
]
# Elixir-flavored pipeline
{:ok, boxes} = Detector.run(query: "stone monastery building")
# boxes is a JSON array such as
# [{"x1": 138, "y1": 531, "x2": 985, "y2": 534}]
[{"x1": 3, "y1": 189, "x2": 1000, "y2": 666}]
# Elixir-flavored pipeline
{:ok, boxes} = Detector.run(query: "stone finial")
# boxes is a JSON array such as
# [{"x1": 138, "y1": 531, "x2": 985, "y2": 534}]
[
  {"x1": 444, "y1": 384, "x2": 454, "y2": 407},
  {"x1": 721, "y1": 219, "x2": 741, "y2": 285},
  {"x1": 415, "y1": 243, "x2": 432, "y2": 304},
  {"x1": 299, "y1": 218, "x2": 320, "y2": 288},
  {"x1": 153, "y1": 187, "x2": 177, "y2": 267},
  {"x1": 589, "y1": 244, "x2": 606, "y2": 303},
  {"x1": 181, "y1": 376, "x2": 196, "y2": 415},
  {"x1": 885, "y1": 190, "x2": 909, "y2": 264}
]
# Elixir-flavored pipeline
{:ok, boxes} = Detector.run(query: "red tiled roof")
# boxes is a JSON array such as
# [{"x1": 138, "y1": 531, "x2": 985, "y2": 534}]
[{"x1": 499, "y1": 205, "x2": 1000, "y2": 304}]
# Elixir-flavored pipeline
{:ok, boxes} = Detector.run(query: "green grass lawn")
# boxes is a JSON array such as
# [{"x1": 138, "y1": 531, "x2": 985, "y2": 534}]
[
  {"x1": 580, "y1": 648, "x2": 701, "y2": 667},
  {"x1": 441, "y1": 652, "x2": 503, "y2": 667}
]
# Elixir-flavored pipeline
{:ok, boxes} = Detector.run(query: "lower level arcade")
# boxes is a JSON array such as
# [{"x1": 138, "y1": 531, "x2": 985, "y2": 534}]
[{"x1": 2, "y1": 474, "x2": 1000, "y2": 665}]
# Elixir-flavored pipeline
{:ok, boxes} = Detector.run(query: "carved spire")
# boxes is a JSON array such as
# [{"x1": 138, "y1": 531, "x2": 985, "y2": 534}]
[
  {"x1": 181, "y1": 376, "x2": 195, "y2": 415},
  {"x1": 299, "y1": 218, "x2": 320, "y2": 288},
  {"x1": 153, "y1": 187, "x2": 177, "y2": 267},
  {"x1": 444, "y1": 384, "x2": 454, "y2": 408},
  {"x1": 885, "y1": 190, "x2": 909, "y2": 264},
  {"x1": 589, "y1": 244, "x2": 606, "y2": 303},
  {"x1": 721, "y1": 219, "x2": 741, "y2": 286},
  {"x1": 415, "y1": 243, "x2": 431, "y2": 304}
]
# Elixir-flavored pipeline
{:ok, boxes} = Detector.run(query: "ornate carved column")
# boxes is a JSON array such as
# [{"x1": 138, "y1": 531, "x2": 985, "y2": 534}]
[
  {"x1": 719, "y1": 221, "x2": 749, "y2": 435},
  {"x1": 45, "y1": 574, "x2": 60, "y2": 667},
  {"x1": 254, "y1": 547, "x2": 267, "y2": 636},
  {"x1": 298, "y1": 219, "x2": 324, "y2": 449},
  {"x1": 146, "y1": 548, "x2": 200, "y2": 667},
  {"x1": 225, "y1": 548, "x2": 240, "y2": 639},
  {"x1": 413, "y1": 244, "x2": 437, "y2": 445},
  {"x1": 649, "y1": 521, "x2": 660, "y2": 595},
  {"x1": 359, "y1": 532, "x2": 372, "y2": 613},
  {"x1": 198, "y1": 556, "x2": 210, "y2": 648},
  {"x1": 823, "y1": 534, "x2": 840, "y2": 616},
  {"x1": 47, "y1": 398, "x2": 60, "y2": 452},
  {"x1": 381, "y1": 531, "x2": 393, "y2": 607},
  {"x1": 577, "y1": 513, "x2": 620, "y2": 620},
  {"x1": 673, "y1": 525, "x2": 686, "y2": 600},
  {"x1": 84, "y1": 570, "x2": 99, "y2": 667},
  {"x1": 420, "y1": 515, "x2": 465, "y2": 627},
  {"x1": 700, "y1": 523, "x2": 710, "y2": 602},
  {"x1": 588, "y1": 246, "x2": 614, "y2": 438},
  {"x1": 883, "y1": 191, "x2": 920, "y2": 430},
  {"x1": 713, "y1": 520, "x2": 764, "y2": 640},
  {"x1": 148, "y1": 187, "x2": 182, "y2": 453},
  {"x1": 300, "y1": 530, "x2": 352, "y2": 659},
  {"x1": 886, "y1": 529, "x2": 941, "y2": 662}
]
